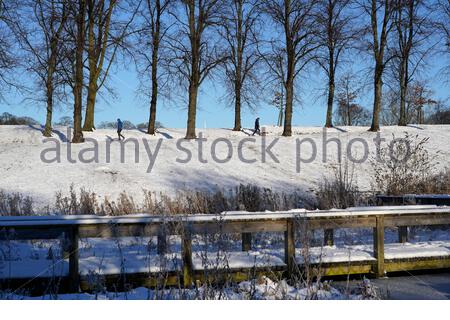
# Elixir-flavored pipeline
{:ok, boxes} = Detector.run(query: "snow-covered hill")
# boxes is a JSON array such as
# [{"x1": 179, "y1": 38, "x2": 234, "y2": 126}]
[{"x1": 0, "y1": 124, "x2": 449, "y2": 207}]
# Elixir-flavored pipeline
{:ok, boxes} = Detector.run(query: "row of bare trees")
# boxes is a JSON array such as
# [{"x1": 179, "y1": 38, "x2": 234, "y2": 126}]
[{"x1": 0, "y1": 0, "x2": 449, "y2": 141}]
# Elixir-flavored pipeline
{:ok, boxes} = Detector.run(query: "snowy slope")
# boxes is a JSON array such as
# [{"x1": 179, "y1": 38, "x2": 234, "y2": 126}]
[{"x1": 0, "y1": 124, "x2": 449, "y2": 207}]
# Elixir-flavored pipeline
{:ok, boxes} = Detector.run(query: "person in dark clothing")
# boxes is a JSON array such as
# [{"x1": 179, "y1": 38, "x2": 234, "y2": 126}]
[
  {"x1": 117, "y1": 118, "x2": 125, "y2": 140},
  {"x1": 252, "y1": 117, "x2": 261, "y2": 136}
]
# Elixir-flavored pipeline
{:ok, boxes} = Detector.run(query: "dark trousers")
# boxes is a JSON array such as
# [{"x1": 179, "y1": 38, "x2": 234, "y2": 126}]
[
  {"x1": 252, "y1": 127, "x2": 260, "y2": 136},
  {"x1": 117, "y1": 129, "x2": 125, "y2": 140}
]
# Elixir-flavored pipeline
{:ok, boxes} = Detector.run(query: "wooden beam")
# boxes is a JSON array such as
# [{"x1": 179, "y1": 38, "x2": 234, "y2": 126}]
[
  {"x1": 182, "y1": 228, "x2": 193, "y2": 288},
  {"x1": 307, "y1": 217, "x2": 376, "y2": 229},
  {"x1": 284, "y1": 219, "x2": 296, "y2": 277},
  {"x1": 157, "y1": 225, "x2": 168, "y2": 255},
  {"x1": 324, "y1": 229, "x2": 334, "y2": 246},
  {"x1": 384, "y1": 214, "x2": 450, "y2": 227},
  {"x1": 190, "y1": 220, "x2": 287, "y2": 234},
  {"x1": 68, "y1": 226, "x2": 80, "y2": 292},
  {"x1": 242, "y1": 233, "x2": 252, "y2": 251},
  {"x1": 398, "y1": 226, "x2": 408, "y2": 243},
  {"x1": 373, "y1": 216, "x2": 385, "y2": 278}
]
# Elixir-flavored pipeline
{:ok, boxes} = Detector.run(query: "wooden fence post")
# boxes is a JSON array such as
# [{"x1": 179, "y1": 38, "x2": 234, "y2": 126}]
[
  {"x1": 373, "y1": 216, "x2": 385, "y2": 278},
  {"x1": 324, "y1": 229, "x2": 334, "y2": 246},
  {"x1": 157, "y1": 224, "x2": 167, "y2": 255},
  {"x1": 68, "y1": 226, "x2": 80, "y2": 292},
  {"x1": 181, "y1": 227, "x2": 193, "y2": 288},
  {"x1": 60, "y1": 231, "x2": 71, "y2": 259},
  {"x1": 284, "y1": 219, "x2": 295, "y2": 277},
  {"x1": 398, "y1": 226, "x2": 408, "y2": 243},
  {"x1": 242, "y1": 233, "x2": 252, "y2": 251}
]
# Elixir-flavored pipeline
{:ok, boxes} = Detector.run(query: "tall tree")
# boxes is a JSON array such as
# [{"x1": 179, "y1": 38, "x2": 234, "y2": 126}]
[
  {"x1": 220, "y1": 0, "x2": 261, "y2": 131},
  {"x1": 136, "y1": 0, "x2": 172, "y2": 135},
  {"x1": 361, "y1": 0, "x2": 395, "y2": 132},
  {"x1": 261, "y1": 0, "x2": 319, "y2": 137},
  {"x1": 15, "y1": 0, "x2": 69, "y2": 137},
  {"x1": 168, "y1": 0, "x2": 226, "y2": 139},
  {"x1": 316, "y1": 0, "x2": 359, "y2": 128},
  {"x1": 82, "y1": 0, "x2": 118, "y2": 131},
  {"x1": 393, "y1": 0, "x2": 431, "y2": 126},
  {"x1": 83, "y1": 0, "x2": 137, "y2": 131},
  {"x1": 71, "y1": 0, "x2": 87, "y2": 143}
]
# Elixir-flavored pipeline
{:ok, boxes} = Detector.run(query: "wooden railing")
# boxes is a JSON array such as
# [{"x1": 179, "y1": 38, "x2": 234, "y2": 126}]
[
  {"x1": 1, "y1": 205, "x2": 450, "y2": 292},
  {"x1": 377, "y1": 194, "x2": 450, "y2": 206}
]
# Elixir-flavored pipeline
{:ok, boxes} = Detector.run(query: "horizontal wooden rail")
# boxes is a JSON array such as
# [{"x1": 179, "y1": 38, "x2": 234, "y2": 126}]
[{"x1": 1, "y1": 205, "x2": 449, "y2": 292}]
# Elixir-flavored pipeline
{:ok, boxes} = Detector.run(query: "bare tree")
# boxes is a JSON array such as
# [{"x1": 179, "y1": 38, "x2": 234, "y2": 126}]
[
  {"x1": 82, "y1": 0, "x2": 118, "y2": 131},
  {"x1": 15, "y1": 0, "x2": 69, "y2": 137},
  {"x1": 136, "y1": 0, "x2": 172, "y2": 135},
  {"x1": 315, "y1": 0, "x2": 359, "y2": 128},
  {"x1": 71, "y1": 0, "x2": 87, "y2": 143},
  {"x1": 168, "y1": 0, "x2": 226, "y2": 139},
  {"x1": 219, "y1": 0, "x2": 262, "y2": 131},
  {"x1": 359, "y1": 0, "x2": 395, "y2": 132},
  {"x1": 407, "y1": 81, "x2": 436, "y2": 124},
  {"x1": 335, "y1": 72, "x2": 369, "y2": 126},
  {"x1": 261, "y1": 0, "x2": 319, "y2": 137},
  {"x1": 82, "y1": 0, "x2": 138, "y2": 132},
  {"x1": 392, "y1": 0, "x2": 433, "y2": 126}
]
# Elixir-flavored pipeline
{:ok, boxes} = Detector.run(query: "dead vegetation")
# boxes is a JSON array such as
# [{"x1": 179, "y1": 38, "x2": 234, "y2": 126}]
[
  {"x1": 371, "y1": 133, "x2": 449, "y2": 195},
  {"x1": 0, "y1": 191, "x2": 34, "y2": 216},
  {"x1": 316, "y1": 159, "x2": 375, "y2": 210},
  {"x1": 1, "y1": 184, "x2": 313, "y2": 216}
]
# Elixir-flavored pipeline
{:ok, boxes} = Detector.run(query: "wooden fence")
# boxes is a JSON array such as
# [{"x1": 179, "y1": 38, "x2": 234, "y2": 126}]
[{"x1": 1, "y1": 205, "x2": 450, "y2": 293}]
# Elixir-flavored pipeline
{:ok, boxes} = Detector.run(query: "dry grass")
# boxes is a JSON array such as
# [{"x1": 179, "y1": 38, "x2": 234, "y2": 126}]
[
  {"x1": 371, "y1": 133, "x2": 449, "y2": 195},
  {"x1": 1, "y1": 184, "x2": 313, "y2": 216},
  {"x1": 0, "y1": 191, "x2": 35, "y2": 216},
  {"x1": 316, "y1": 159, "x2": 374, "y2": 210}
]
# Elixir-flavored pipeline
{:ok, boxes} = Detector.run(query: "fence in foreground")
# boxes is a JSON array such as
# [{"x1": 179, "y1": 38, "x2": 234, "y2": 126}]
[{"x1": 1, "y1": 205, "x2": 450, "y2": 293}]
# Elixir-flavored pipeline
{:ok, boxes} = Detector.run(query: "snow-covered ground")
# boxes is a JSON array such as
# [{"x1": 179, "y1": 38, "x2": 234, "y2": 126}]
[
  {"x1": 1, "y1": 276, "x2": 372, "y2": 300},
  {"x1": 1, "y1": 124, "x2": 449, "y2": 208}
]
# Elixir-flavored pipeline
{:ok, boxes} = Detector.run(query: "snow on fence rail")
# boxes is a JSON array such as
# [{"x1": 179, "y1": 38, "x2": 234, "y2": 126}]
[{"x1": 1, "y1": 205, "x2": 450, "y2": 292}]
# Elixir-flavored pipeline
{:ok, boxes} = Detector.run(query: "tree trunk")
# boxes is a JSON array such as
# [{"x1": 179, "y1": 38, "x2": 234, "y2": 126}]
[
  {"x1": 148, "y1": 36, "x2": 159, "y2": 135},
  {"x1": 233, "y1": 84, "x2": 242, "y2": 131},
  {"x1": 72, "y1": 0, "x2": 85, "y2": 143},
  {"x1": 282, "y1": 1, "x2": 294, "y2": 138},
  {"x1": 398, "y1": 63, "x2": 407, "y2": 126},
  {"x1": 185, "y1": 81, "x2": 198, "y2": 139},
  {"x1": 43, "y1": 90, "x2": 53, "y2": 137},
  {"x1": 43, "y1": 62, "x2": 55, "y2": 137},
  {"x1": 83, "y1": 81, "x2": 97, "y2": 131},
  {"x1": 347, "y1": 101, "x2": 352, "y2": 126},
  {"x1": 325, "y1": 79, "x2": 335, "y2": 128},
  {"x1": 283, "y1": 81, "x2": 294, "y2": 137},
  {"x1": 185, "y1": 0, "x2": 199, "y2": 140},
  {"x1": 369, "y1": 70, "x2": 383, "y2": 132},
  {"x1": 148, "y1": 89, "x2": 158, "y2": 134},
  {"x1": 232, "y1": 0, "x2": 243, "y2": 132}
]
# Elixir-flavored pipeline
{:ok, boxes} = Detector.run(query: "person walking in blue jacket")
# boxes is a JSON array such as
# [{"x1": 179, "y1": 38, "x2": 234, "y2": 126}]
[
  {"x1": 252, "y1": 117, "x2": 261, "y2": 136},
  {"x1": 117, "y1": 118, "x2": 125, "y2": 140}
]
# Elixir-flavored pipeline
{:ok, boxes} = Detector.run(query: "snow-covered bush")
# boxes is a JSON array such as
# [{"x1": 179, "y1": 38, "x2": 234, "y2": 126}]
[{"x1": 371, "y1": 133, "x2": 445, "y2": 195}]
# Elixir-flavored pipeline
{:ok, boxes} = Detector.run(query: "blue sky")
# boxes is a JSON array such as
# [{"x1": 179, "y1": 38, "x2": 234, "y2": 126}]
[
  {"x1": 1, "y1": 65, "x2": 334, "y2": 129},
  {"x1": 1, "y1": 41, "x2": 449, "y2": 130}
]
